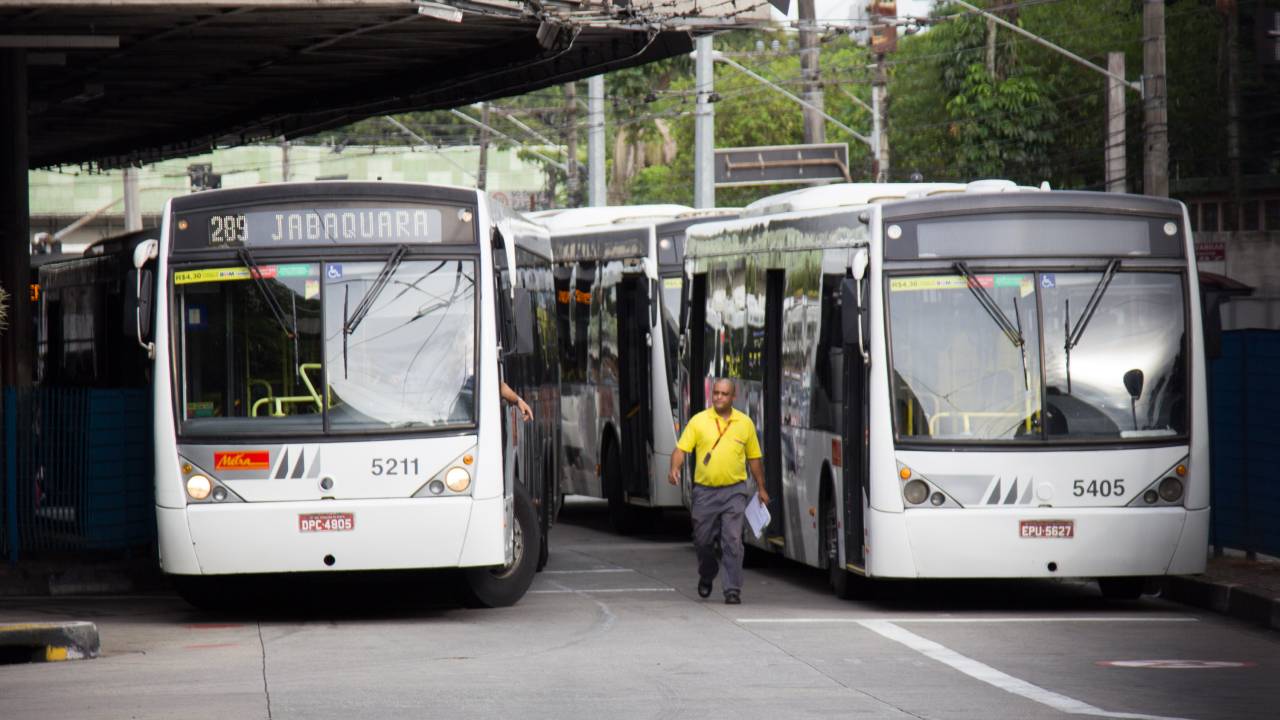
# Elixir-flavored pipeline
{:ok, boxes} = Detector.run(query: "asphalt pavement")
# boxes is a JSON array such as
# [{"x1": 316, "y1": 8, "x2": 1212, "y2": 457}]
[{"x1": 0, "y1": 498, "x2": 1276, "y2": 720}]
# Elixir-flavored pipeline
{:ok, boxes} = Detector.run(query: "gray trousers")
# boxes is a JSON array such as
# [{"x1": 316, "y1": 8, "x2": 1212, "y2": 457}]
[{"x1": 691, "y1": 482, "x2": 750, "y2": 595}]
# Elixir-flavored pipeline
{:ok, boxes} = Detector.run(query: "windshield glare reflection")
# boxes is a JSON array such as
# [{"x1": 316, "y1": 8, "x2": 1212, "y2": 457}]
[
  {"x1": 325, "y1": 259, "x2": 476, "y2": 430},
  {"x1": 889, "y1": 271, "x2": 1186, "y2": 443}
]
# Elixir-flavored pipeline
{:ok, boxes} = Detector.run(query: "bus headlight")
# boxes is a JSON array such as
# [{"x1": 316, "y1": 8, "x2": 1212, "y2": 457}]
[
  {"x1": 1158, "y1": 477, "x2": 1183, "y2": 502},
  {"x1": 186, "y1": 475, "x2": 212, "y2": 500},
  {"x1": 903, "y1": 479, "x2": 929, "y2": 505},
  {"x1": 445, "y1": 467, "x2": 471, "y2": 493}
]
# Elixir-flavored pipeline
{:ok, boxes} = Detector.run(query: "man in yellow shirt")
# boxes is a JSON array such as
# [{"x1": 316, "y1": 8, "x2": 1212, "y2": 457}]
[{"x1": 667, "y1": 378, "x2": 770, "y2": 604}]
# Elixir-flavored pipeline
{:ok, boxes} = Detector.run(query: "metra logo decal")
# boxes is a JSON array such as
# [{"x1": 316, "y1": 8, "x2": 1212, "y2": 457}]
[{"x1": 214, "y1": 451, "x2": 270, "y2": 470}]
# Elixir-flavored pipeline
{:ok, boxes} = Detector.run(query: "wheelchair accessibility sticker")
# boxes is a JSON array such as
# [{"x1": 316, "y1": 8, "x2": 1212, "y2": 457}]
[
  {"x1": 1040, "y1": 274, "x2": 1056, "y2": 289},
  {"x1": 326, "y1": 264, "x2": 343, "y2": 280}
]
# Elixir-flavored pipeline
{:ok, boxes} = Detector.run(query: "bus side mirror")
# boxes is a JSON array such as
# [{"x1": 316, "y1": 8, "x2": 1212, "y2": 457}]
[
  {"x1": 128, "y1": 239, "x2": 159, "y2": 358},
  {"x1": 511, "y1": 288, "x2": 535, "y2": 356},
  {"x1": 852, "y1": 247, "x2": 869, "y2": 282},
  {"x1": 841, "y1": 277, "x2": 869, "y2": 365}
]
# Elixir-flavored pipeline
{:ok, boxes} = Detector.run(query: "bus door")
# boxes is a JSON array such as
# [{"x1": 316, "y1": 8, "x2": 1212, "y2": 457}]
[
  {"x1": 763, "y1": 269, "x2": 785, "y2": 541},
  {"x1": 616, "y1": 273, "x2": 652, "y2": 497},
  {"x1": 840, "y1": 277, "x2": 868, "y2": 568}
]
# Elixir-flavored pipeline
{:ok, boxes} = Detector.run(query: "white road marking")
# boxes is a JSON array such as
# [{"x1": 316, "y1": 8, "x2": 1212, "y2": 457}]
[
  {"x1": 857, "y1": 619, "x2": 1195, "y2": 720},
  {"x1": 738, "y1": 616, "x2": 1198, "y2": 624},
  {"x1": 561, "y1": 543, "x2": 688, "y2": 552},
  {"x1": 543, "y1": 568, "x2": 635, "y2": 574},
  {"x1": 529, "y1": 588, "x2": 677, "y2": 594},
  {"x1": 1097, "y1": 660, "x2": 1256, "y2": 669}
]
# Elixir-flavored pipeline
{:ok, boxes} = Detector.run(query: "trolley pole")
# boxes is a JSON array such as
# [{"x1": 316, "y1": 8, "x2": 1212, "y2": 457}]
[{"x1": 694, "y1": 36, "x2": 715, "y2": 209}]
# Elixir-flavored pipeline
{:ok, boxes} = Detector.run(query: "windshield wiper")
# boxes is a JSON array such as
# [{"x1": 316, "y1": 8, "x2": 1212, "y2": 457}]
[
  {"x1": 954, "y1": 262, "x2": 1029, "y2": 391},
  {"x1": 344, "y1": 244, "x2": 408, "y2": 337},
  {"x1": 1063, "y1": 259, "x2": 1120, "y2": 395},
  {"x1": 954, "y1": 262, "x2": 1024, "y2": 348},
  {"x1": 237, "y1": 247, "x2": 295, "y2": 339},
  {"x1": 1065, "y1": 259, "x2": 1120, "y2": 351}
]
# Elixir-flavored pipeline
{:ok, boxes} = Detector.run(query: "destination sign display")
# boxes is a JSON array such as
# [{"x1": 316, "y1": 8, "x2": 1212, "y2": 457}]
[{"x1": 172, "y1": 202, "x2": 476, "y2": 251}]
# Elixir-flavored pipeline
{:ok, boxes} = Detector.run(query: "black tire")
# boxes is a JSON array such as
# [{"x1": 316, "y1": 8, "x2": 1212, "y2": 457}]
[
  {"x1": 823, "y1": 490, "x2": 858, "y2": 600},
  {"x1": 462, "y1": 483, "x2": 541, "y2": 608},
  {"x1": 172, "y1": 575, "x2": 250, "y2": 612},
  {"x1": 536, "y1": 460, "x2": 552, "y2": 572},
  {"x1": 1098, "y1": 576, "x2": 1148, "y2": 600},
  {"x1": 603, "y1": 441, "x2": 641, "y2": 535}
]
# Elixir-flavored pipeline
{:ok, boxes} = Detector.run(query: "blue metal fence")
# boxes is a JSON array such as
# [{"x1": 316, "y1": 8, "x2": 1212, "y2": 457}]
[
  {"x1": 1, "y1": 387, "x2": 154, "y2": 563},
  {"x1": 1210, "y1": 330, "x2": 1280, "y2": 558}
]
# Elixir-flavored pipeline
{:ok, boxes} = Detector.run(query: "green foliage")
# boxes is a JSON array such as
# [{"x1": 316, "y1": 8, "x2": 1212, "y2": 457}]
[{"x1": 945, "y1": 64, "x2": 1058, "y2": 182}]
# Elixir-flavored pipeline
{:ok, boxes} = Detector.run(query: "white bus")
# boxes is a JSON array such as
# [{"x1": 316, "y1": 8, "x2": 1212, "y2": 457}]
[
  {"x1": 129, "y1": 182, "x2": 559, "y2": 607},
  {"x1": 539, "y1": 206, "x2": 735, "y2": 531},
  {"x1": 680, "y1": 181, "x2": 1208, "y2": 599}
]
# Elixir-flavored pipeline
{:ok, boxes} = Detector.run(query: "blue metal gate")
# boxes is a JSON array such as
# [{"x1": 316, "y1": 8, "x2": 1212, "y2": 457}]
[
  {"x1": 2, "y1": 387, "x2": 154, "y2": 563},
  {"x1": 1210, "y1": 330, "x2": 1280, "y2": 558}
]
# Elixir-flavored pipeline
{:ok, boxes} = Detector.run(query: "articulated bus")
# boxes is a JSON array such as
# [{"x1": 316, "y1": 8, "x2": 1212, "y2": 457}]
[
  {"x1": 679, "y1": 181, "x2": 1208, "y2": 598},
  {"x1": 130, "y1": 182, "x2": 558, "y2": 607},
  {"x1": 539, "y1": 206, "x2": 736, "y2": 531}
]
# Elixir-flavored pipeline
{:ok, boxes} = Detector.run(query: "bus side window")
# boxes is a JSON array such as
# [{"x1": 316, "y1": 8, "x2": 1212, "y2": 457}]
[{"x1": 811, "y1": 274, "x2": 845, "y2": 432}]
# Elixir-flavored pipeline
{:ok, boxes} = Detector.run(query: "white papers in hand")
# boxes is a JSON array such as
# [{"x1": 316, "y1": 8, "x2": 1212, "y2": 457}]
[{"x1": 745, "y1": 494, "x2": 770, "y2": 539}]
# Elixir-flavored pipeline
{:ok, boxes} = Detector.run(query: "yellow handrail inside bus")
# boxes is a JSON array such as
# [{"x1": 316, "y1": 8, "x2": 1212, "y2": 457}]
[{"x1": 249, "y1": 363, "x2": 326, "y2": 416}]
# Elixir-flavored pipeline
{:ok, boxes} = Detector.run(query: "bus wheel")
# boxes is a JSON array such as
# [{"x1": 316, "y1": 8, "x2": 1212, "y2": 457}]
[
  {"x1": 536, "y1": 465, "x2": 552, "y2": 572},
  {"x1": 462, "y1": 483, "x2": 541, "y2": 608},
  {"x1": 1098, "y1": 576, "x2": 1148, "y2": 600},
  {"x1": 604, "y1": 442, "x2": 640, "y2": 534},
  {"x1": 172, "y1": 576, "x2": 244, "y2": 611},
  {"x1": 823, "y1": 495, "x2": 857, "y2": 600}
]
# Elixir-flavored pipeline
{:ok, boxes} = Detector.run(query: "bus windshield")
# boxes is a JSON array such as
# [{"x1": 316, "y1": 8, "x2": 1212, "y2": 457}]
[
  {"x1": 889, "y1": 270, "x2": 1187, "y2": 443},
  {"x1": 175, "y1": 258, "x2": 476, "y2": 436}
]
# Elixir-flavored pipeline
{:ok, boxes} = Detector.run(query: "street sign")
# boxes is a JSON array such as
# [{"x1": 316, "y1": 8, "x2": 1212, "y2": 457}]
[{"x1": 714, "y1": 143, "x2": 851, "y2": 187}]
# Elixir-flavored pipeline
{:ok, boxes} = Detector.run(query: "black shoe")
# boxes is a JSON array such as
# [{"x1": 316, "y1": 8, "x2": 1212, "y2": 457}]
[
  {"x1": 698, "y1": 579, "x2": 713, "y2": 598},
  {"x1": 724, "y1": 590, "x2": 741, "y2": 605}
]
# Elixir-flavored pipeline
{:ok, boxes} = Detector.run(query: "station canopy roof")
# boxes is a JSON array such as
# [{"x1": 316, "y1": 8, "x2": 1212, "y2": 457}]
[{"x1": 5, "y1": 0, "x2": 768, "y2": 169}]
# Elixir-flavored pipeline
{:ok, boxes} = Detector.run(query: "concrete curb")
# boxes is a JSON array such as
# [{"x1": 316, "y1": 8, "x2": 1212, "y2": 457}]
[
  {"x1": 1162, "y1": 575, "x2": 1280, "y2": 632},
  {"x1": 0, "y1": 621, "x2": 100, "y2": 663}
]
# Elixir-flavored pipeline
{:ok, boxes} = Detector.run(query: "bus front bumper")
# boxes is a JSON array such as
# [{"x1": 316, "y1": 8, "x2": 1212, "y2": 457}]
[
  {"x1": 866, "y1": 506, "x2": 1208, "y2": 579},
  {"x1": 157, "y1": 495, "x2": 506, "y2": 576}
]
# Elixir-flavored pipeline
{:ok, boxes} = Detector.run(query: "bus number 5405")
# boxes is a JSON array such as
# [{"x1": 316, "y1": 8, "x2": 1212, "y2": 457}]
[{"x1": 1073, "y1": 479, "x2": 1125, "y2": 497}]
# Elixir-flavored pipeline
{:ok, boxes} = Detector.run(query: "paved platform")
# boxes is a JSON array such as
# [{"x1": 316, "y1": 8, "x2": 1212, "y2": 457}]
[{"x1": 1162, "y1": 553, "x2": 1280, "y2": 632}]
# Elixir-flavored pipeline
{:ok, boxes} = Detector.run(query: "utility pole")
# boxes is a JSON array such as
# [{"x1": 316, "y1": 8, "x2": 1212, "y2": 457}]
[
  {"x1": 869, "y1": 0, "x2": 897, "y2": 181},
  {"x1": 798, "y1": 0, "x2": 826, "y2": 144},
  {"x1": 694, "y1": 36, "x2": 715, "y2": 209},
  {"x1": 1223, "y1": 0, "x2": 1242, "y2": 221},
  {"x1": 872, "y1": 57, "x2": 890, "y2": 181},
  {"x1": 1142, "y1": 0, "x2": 1169, "y2": 197},
  {"x1": 587, "y1": 74, "x2": 606, "y2": 206},
  {"x1": 564, "y1": 82, "x2": 580, "y2": 207},
  {"x1": 1106, "y1": 52, "x2": 1127, "y2": 193},
  {"x1": 477, "y1": 102, "x2": 490, "y2": 191},
  {"x1": 123, "y1": 167, "x2": 142, "y2": 231}
]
